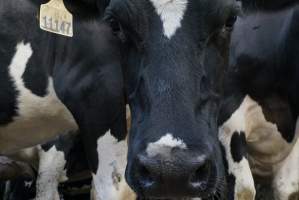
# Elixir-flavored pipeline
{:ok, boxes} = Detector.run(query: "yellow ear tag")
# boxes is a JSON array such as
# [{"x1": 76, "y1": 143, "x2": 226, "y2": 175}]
[{"x1": 40, "y1": 0, "x2": 73, "y2": 37}]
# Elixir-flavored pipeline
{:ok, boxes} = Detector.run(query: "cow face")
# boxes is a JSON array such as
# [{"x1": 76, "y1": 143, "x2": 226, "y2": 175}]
[{"x1": 104, "y1": 0, "x2": 238, "y2": 198}]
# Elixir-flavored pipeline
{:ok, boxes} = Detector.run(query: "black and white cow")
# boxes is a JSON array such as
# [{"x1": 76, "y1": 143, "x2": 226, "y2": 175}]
[
  {"x1": 35, "y1": 130, "x2": 134, "y2": 200},
  {"x1": 104, "y1": 0, "x2": 239, "y2": 199},
  {"x1": 0, "y1": 0, "x2": 128, "y2": 198},
  {"x1": 35, "y1": 105, "x2": 134, "y2": 199},
  {"x1": 1, "y1": 0, "x2": 240, "y2": 198},
  {"x1": 1, "y1": 130, "x2": 135, "y2": 200},
  {"x1": 107, "y1": 0, "x2": 299, "y2": 199},
  {"x1": 219, "y1": 1, "x2": 299, "y2": 200},
  {"x1": 3, "y1": 0, "x2": 297, "y2": 199}
]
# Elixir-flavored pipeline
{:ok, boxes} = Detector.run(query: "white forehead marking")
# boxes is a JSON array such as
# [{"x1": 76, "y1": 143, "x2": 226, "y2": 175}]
[
  {"x1": 149, "y1": 0, "x2": 188, "y2": 39},
  {"x1": 146, "y1": 133, "x2": 187, "y2": 157}
]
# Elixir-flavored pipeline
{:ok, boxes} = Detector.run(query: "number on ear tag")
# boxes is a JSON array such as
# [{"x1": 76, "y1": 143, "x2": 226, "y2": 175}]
[{"x1": 40, "y1": 0, "x2": 73, "y2": 37}]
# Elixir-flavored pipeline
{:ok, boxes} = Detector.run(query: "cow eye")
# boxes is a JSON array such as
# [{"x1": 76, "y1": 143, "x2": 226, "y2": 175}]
[
  {"x1": 108, "y1": 17, "x2": 126, "y2": 42},
  {"x1": 225, "y1": 14, "x2": 237, "y2": 30},
  {"x1": 109, "y1": 18, "x2": 121, "y2": 34}
]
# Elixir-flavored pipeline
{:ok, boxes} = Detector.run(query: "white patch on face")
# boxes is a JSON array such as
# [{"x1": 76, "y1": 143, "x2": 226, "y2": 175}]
[
  {"x1": 146, "y1": 133, "x2": 187, "y2": 157},
  {"x1": 273, "y1": 119, "x2": 299, "y2": 200},
  {"x1": 36, "y1": 146, "x2": 67, "y2": 200},
  {"x1": 92, "y1": 130, "x2": 134, "y2": 200},
  {"x1": 0, "y1": 42, "x2": 77, "y2": 154},
  {"x1": 149, "y1": 0, "x2": 188, "y2": 38}
]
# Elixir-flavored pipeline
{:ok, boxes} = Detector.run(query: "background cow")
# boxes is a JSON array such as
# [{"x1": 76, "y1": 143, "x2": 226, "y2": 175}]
[
  {"x1": 0, "y1": 130, "x2": 135, "y2": 200},
  {"x1": 219, "y1": 1, "x2": 299, "y2": 199},
  {"x1": 0, "y1": 0, "x2": 127, "y2": 198}
]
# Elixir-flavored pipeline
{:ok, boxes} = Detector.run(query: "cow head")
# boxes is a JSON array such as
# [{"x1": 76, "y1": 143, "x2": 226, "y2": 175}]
[{"x1": 103, "y1": 0, "x2": 239, "y2": 198}]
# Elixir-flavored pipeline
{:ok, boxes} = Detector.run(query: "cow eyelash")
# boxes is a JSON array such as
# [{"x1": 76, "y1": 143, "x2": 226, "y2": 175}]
[
  {"x1": 107, "y1": 17, "x2": 127, "y2": 42},
  {"x1": 225, "y1": 14, "x2": 237, "y2": 29},
  {"x1": 108, "y1": 18, "x2": 121, "y2": 33},
  {"x1": 225, "y1": 3, "x2": 242, "y2": 30}
]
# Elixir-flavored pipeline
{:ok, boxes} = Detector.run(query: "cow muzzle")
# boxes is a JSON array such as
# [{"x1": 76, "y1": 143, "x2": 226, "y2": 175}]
[{"x1": 127, "y1": 147, "x2": 217, "y2": 199}]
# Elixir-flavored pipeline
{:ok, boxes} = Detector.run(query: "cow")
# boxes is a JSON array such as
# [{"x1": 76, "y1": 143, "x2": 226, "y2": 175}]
[
  {"x1": 0, "y1": 0, "x2": 128, "y2": 198},
  {"x1": 1, "y1": 105, "x2": 134, "y2": 199},
  {"x1": 0, "y1": 130, "x2": 135, "y2": 200},
  {"x1": 36, "y1": 131, "x2": 134, "y2": 200},
  {"x1": 219, "y1": 1, "x2": 299, "y2": 200},
  {"x1": 101, "y1": 0, "x2": 241, "y2": 199},
  {"x1": 106, "y1": 0, "x2": 299, "y2": 199},
  {"x1": 4, "y1": 0, "x2": 297, "y2": 199}
]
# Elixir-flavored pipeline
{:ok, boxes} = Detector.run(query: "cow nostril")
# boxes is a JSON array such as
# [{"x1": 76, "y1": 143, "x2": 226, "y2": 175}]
[
  {"x1": 138, "y1": 162, "x2": 155, "y2": 188},
  {"x1": 190, "y1": 161, "x2": 211, "y2": 190}
]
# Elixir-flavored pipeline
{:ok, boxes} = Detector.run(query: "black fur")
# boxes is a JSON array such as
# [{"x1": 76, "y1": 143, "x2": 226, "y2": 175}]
[{"x1": 230, "y1": 131, "x2": 247, "y2": 163}]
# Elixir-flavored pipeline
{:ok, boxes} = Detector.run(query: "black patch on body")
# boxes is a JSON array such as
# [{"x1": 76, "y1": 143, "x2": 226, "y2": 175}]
[
  {"x1": 41, "y1": 132, "x2": 89, "y2": 178},
  {"x1": 230, "y1": 131, "x2": 247, "y2": 163},
  {"x1": 221, "y1": 144, "x2": 235, "y2": 200},
  {"x1": 227, "y1": 174, "x2": 236, "y2": 200},
  {"x1": 22, "y1": 50, "x2": 49, "y2": 97},
  {"x1": 257, "y1": 95, "x2": 296, "y2": 143},
  {"x1": 0, "y1": 62, "x2": 19, "y2": 126},
  {"x1": 0, "y1": 38, "x2": 19, "y2": 126}
]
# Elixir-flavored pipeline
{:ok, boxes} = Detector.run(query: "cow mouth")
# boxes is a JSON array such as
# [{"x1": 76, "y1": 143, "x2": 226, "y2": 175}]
[{"x1": 135, "y1": 173, "x2": 227, "y2": 200}]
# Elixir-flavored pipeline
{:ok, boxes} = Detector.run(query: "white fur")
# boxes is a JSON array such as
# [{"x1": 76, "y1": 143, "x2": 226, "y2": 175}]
[
  {"x1": 219, "y1": 96, "x2": 256, "y2": 200},
  {"x1": 146, "y1": 133, "x2": 187, "y2": 157},
  {"x1": 92, "y1": 130, "x2": 133, "y2": 200},
  {"x1": 0, "y1": 42, "x2": 77, "y2": 154},
  {"x1": 149, "y1": 0, "x2": 188, "y2": 38},
  {"x1": 273, "y1": 119, "x2": 299, "y2": 200},
  {"x1": 35, "y1": 146, "x2": 67, "y2": 200},
  {"x1": 219, "y1": 131, "x2": 255, "y2": 200}
]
